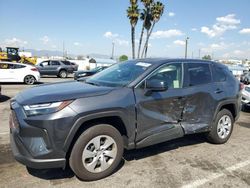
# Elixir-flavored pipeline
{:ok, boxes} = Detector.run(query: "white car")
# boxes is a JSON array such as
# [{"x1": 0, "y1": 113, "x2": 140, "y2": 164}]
[
  {"x1": 0, "y1": 61, "x2": 40, "y2": 85},
  {"x1": 242, "y1": 85, "x2": 250, "y2": 110}
]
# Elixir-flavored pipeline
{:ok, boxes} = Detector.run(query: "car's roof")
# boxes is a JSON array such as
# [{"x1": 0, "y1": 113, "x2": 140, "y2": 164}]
[{"x1": 132, "y1": 58, "x2": 221, "y2": 66}]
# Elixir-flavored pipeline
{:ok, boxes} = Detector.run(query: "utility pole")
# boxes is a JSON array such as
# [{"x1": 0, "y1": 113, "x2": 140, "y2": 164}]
[
  {"x1": 199, "y1": 49, "x2": 201, "y2": 59},
  {"x1": 185, "y1": 37, "x2": 189, "y2": 59},
  {"x1": 62, "y1": 41, "x2": 65, "y2": 59},
  {"x1": 111, "y1": 42, "x2": 115, "y2": 59}
]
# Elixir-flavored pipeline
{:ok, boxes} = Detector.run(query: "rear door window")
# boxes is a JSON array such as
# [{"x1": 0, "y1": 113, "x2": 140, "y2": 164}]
[
  {"x1": 50, "y1": 61, "x2": 60, "y2": 66},
  {"x1": 62, "y1": 61, "x2": 71, "y2": 65},
  {"x1": 186, "y1": 63, "x2": 212, "y2": 86},
  {"x1": 14, "y1": 64, "x2": 26, "y2": 69}
]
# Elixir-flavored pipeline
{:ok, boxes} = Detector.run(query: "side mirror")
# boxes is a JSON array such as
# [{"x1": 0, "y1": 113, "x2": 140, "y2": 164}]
[
  {"x1": 146, "y1": 79, "x2": 168, "y2": 92},
  {"x1": 40, "y1": 64, "x2": 43, "y2": 67}
]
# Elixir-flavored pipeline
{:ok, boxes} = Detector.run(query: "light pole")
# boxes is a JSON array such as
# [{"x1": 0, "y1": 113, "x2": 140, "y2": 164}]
[
  {"x1": 111, "y1": 42, "x2": 115, "y2": 59},
  {"x1": 185, "y1": 37, "x2": 189, "y2": 59}
]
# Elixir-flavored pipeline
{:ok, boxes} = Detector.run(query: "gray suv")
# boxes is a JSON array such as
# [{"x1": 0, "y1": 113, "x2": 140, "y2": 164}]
[
  {"x1": 36, "y1": 60, "x2": 74, "y2": 78},
  {"x1": 10, "y1": 59, "x2": 242, "y2": 181}
]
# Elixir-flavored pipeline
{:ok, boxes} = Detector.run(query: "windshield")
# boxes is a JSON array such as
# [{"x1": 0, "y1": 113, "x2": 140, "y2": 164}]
[
  {"x1": 86, "y1": 60, "x2": 152, "y2": 87},
  {"x1": 245, "y1": 87, "x2": 250, "y2": 92}
]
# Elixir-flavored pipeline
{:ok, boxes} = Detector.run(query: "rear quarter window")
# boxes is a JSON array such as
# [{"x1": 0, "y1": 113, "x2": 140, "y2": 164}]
[{"x1": 212, "y1": 65, "x2": 227, "y2": 82}]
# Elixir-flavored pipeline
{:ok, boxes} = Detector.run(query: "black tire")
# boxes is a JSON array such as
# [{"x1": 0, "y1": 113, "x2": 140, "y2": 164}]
[
  {"x1": 24, "y1": 75, "x2": 36, "y2": 85},
  {"x1": 59, "y1": 70, "x2": 68, "y2": 78},
  {"x1": 69, "y1": 124, "x2": 124, "y2": 181},
  {"x1": 207, "y1": 109, "x2": 234, "y2": 144}
]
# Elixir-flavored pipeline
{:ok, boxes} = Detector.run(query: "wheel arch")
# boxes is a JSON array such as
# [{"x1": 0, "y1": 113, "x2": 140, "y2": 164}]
[
  {"x1": 64, "y1": 112, "x2": 132, "y2": 160},
  {"x1": 23, "y1": 74, "x2": 36, "y2": 84},
  {"x1": 213, "y1": 100, "x2": 238, "y2": 124}
]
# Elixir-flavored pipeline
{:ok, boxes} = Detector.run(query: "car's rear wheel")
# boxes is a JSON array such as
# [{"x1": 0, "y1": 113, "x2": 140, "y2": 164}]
[
  {"x1": 69, "y1": 124, "x2": 123, "y2": 181},
  {"x1": 24, "y1": 75, "x2": 36, "y2": 85},
  {"x1": 207, "y1": 109, "x2": 234, "y2": 144},
  {"x1": 59, "y1": 70, "x2": 68, "y2": 78}
]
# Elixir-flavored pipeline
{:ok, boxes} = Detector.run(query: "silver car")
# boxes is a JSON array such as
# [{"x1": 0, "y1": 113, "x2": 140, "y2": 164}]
[{"x1": 242, "y1": 85, "x2": 250, "y2": 110}]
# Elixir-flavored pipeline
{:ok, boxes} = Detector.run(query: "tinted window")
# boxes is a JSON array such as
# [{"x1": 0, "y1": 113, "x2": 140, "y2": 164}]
[
  {"x1": 62, "y1": 61, "x2": 71, "y2": 65},
  {"x1": 187, "y1": 63, "x2": 212, "y2": 86},
  {"x1": 14, "y1": 64, "x2": 26, "y2": 69},
  {"x1": 147, "y1": 63, "x2": 183, "y2": 89},
  {"x1": 212, "y1": 65, "x2": 226, "y2": 82},
  {"x1": 51, "y1": 61, "x2": 60, "y2": 66}
]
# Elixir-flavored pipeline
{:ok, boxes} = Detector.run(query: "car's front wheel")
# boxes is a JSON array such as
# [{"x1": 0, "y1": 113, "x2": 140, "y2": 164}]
[
  {"x1": 207, "y1": 109, "x2": 234, "y2": 144},
  {"x1": 69, "y1": 124, "x2": 124, "y2": 181},
  {"x1": 24, "y1": 75, "x2": 36, "y2": 85}
]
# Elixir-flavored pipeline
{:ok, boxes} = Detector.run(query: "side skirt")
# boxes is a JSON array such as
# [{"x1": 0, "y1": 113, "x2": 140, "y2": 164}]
[{"x1": 135, "y1": 124, "x2": 184, "y2": 149}]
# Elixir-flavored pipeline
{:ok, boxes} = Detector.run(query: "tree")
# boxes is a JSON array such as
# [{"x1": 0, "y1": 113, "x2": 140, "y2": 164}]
[
  {"x1": 141, "y1": 1, "x2": 164, "y2": 58},
  {"x1": 127, "y1": 0, "x2": 139, "y2": 59},
  {"x1": 137, "y1": 0, "x2": 153, "y2": 58},
  {"x1": 202, "y1": 55, "x2": 212, "y2": 60},
  {"x1": 119, "y1": 55, "x2": 128, "y2": 62}
]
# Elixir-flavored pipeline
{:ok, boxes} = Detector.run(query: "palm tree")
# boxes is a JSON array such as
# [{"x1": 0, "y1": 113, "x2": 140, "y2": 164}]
[
  {"x1": 127, "y1": 0, "x2": 139, "y2": 59},
  {"x1": 137, "y1": 0, "x2": 153, "y2": 58},
  {"x1": 141, "y1": 1, "x2": 164, "y2": 58}
]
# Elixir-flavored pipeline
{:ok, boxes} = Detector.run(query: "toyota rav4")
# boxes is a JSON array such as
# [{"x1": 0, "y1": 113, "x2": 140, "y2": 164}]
[{"x1": 10, "y1": 59, "x2": 242, "y2": 181}]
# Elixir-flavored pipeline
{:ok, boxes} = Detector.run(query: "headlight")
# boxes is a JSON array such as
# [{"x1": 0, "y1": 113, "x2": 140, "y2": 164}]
[{"x1": 23, "y1": 100, "x2": 73, "y2": 116}]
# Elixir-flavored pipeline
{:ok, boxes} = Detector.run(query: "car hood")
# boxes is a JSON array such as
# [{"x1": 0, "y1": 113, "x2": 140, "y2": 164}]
[{"x1": 15, "y1": 81, "x2": 113, "y2": 105}]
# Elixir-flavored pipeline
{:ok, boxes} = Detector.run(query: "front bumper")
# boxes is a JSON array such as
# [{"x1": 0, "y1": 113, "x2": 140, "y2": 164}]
[
  {"x1": 9, "y1": 100, "x2": 76, "y2": 169},
  {"x1": 10, "y1": 130, "x2": 66, "y2": 169}
]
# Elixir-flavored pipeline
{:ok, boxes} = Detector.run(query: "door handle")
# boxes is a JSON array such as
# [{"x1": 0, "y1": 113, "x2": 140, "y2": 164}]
[{"x1": 214, "y1": 89, "x2": 223, "y2": 94}]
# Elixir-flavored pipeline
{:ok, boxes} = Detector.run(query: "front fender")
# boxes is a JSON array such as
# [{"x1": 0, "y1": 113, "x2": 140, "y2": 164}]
[{"x1": 63, "y1": 109, "x2": 135, "y2": 152}]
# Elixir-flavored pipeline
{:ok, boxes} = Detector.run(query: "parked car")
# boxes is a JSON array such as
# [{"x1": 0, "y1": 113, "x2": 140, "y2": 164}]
[
  {"x1": 70, "y1": 62, "x2": 79, "y2": 71},
  {"x1": 10, "y1": 59, "x2": 242, "y2": 181},
  {"x1": 36, "y1": 60, "x2": 74, "y2": 78},
  {"x1": 240, "y1": 71, "x2": 249, "y2": 82},
  {"x1": 74, "y1": 66, "x2": 108, "y2": 80},
  {"x1": 242, "y1": 85, "x2": 250, "y2": 110},
  {"x1": 242, "y1": 72, "x2": 250, "y2": 84},
  {"x1": 0, "y1": 61, "x2": 40, "y2": 84}
]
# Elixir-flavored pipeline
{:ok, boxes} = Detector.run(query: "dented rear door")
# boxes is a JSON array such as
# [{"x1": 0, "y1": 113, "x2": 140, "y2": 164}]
[{"x1": 181, "y1": 62, "x2": 216, "y2": 134}]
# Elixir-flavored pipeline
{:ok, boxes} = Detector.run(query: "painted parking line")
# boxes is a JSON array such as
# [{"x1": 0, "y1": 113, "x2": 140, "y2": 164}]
[{"x1": 182, "y1": 160, "x2": 250, "y2": 188}]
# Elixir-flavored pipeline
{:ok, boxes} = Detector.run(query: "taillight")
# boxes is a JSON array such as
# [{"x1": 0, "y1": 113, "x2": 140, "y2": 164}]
[
  {"x1": 240, "y1": 83, "x2": 244, "y2": 91},
  {"x1": 31, "y1": 68, "x2": 38, "y2": 71}
]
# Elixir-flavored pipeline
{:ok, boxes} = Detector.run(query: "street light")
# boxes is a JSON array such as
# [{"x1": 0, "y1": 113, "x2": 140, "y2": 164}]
[
  {"x1": 185, "y1": 37, "x2": 189, "y2": 59},
  {"x1": 111, "y1": 42, "x2": 115, "y2": 59}
]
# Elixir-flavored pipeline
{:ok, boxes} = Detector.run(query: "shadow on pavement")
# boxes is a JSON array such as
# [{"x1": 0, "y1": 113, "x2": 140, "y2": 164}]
[
  {"x1": 0, "y1": 95, "x2": 11, "y2": 102},
  {"x1": 25, "y1": 134, "x2": 205, "y2": 181},
  {"x1": 238, "y1": 121, "x2": 250, "y2": 129},
  {"x1": 27, "y1": 167, "x2": 75, "y2": 180}
]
